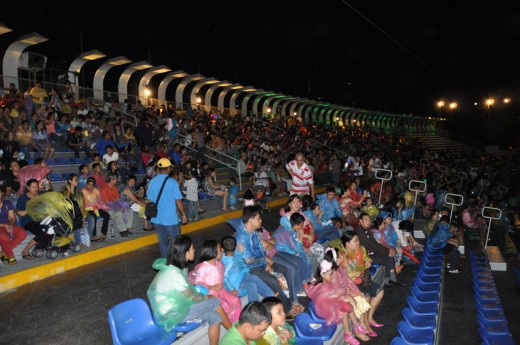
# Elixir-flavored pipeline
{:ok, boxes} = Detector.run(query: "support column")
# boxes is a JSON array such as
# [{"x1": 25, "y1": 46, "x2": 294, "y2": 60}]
[
  {"x1": 2, "y1": 32, "x2": 48, "y2": 89},
  {"x1": 217, "y1": 84, "x2": 243, "y2": 112},
  {"x1": 230, "y1": 86, "x2": 255, "y2": 115},
  {"x1": 157, "y1": 70, "x2": 188, "y2": 106},
  {"x1": 241, "y1": 90, "x2": 267, "y2": 116},
  {"x1": 118, "y1": 61, "x2": 153, "y2": 103},
  {"x1": 190, "y1": 77, "x2": 219, "y2": 107},
  {"x1": 204, "y1": 81, "x2": 231, "y2": 112},
  {"x1": 139, "y1": 65, "x2": 171, "y2": 104},
  {"x1": 68, "y1": 50, "x2": 106, "y2": 88},
  {"x1": 175, "y1": 74, "x2": 205, "y2": 109},
  {"x1": 93, "y1": 56, "x2": 131, "y2": 101}
]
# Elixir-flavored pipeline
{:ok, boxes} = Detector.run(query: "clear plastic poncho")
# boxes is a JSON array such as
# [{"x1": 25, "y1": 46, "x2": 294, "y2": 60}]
[
  {"x1": 26, "y1": 191, "x2": 74, "y2": 230},
  {"x1": 147, "y1": 258, "x2": 206, "y2": 331}
]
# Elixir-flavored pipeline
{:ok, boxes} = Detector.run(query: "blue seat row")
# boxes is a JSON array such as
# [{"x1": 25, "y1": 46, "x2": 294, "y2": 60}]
[
  {"x1": 391, "y1": 244, "x2": 444, "y2": 345},
  {"x1": 108, "y1": 298, "x2": 202, "y2": 345},
  {"x1": 469, "y1": 251, "x2": 515, "y2": 345}
]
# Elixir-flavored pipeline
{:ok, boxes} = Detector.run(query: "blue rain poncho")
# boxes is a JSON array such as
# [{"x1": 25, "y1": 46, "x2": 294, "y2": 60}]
[{"x1": 147, "y1": 258, "x2": 206, "y2": 331}]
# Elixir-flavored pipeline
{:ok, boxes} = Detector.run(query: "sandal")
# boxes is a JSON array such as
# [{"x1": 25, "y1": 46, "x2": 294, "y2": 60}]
[
  {"x1": 1, "y1": 256, "x2": 9, "y2": 264},
  {"x1": 22, "y1": 253, "x2": 34, "y2": 260},
  {"x1": 7, "y1": 257, "x2": 17, "y2": 265},
  {"x1": 285, "y1": 311, "x2": 296, "y2": 321},
  {"x1": 91, "y1": 237, "x2": 102, "y2": 242}
]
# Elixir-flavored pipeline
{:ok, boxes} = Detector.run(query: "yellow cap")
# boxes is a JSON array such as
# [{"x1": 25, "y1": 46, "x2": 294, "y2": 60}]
[{"x1": 157, "y1": 158, "x2": 172, "y2": 168}]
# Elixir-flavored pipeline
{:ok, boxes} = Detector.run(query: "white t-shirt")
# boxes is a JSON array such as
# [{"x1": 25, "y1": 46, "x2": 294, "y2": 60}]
[{"x1": 103, "y1": 152, "x2": 119, "y2": 164}]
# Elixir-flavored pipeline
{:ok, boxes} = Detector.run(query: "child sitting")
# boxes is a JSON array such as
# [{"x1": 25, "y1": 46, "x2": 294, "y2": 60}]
[
  {"x1": 220, "y1": 236, "x2": 275, "y2": 303},
  {"x1": 360, "y1": 197, "x2": 379, "y2": 221},
  {"x1": 188, "y1": 240, "x2": 242, "y2": 323},
  {"x1": 305, "y1": 248, "x2": 371, "y2": 345},
  {"x1": 228, "y1": 178, "x2": 239, "y2": 210},
  {"x1": 243, "y1": 188, "x2": 256, "y2": 207},
  {"x1": 258, "y1": 296, "x2": 297, "y2": 345}
]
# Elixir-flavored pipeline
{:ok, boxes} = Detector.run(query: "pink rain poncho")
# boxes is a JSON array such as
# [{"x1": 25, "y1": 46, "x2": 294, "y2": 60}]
[
  {"x1": 17, "y1": 165, "x2": 52, "y2": 195},
  {"x1": 188, "y1": 260, "x2": 241, "y2": 323}
]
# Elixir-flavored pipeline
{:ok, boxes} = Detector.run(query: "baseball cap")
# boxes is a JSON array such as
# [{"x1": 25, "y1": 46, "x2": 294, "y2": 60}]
[
  {"x1": 157, "y1": 158, "x2": 172, "y2": 168},
  {"x1": 377, "y1": 211, "x2": 392, "y2": 220}
]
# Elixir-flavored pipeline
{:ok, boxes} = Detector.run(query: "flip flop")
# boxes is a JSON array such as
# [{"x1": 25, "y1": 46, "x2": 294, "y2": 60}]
[{"x1": 22, "y1": 254, "x2": 34, "y2": 260}]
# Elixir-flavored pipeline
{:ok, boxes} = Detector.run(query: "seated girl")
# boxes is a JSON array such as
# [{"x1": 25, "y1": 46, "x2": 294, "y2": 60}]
[
  {"x1": 305, "y1": 250, "x2": 371, "y2": 345},
  {"x1": 147, "y1": 236, "x2": 231, "y2": 345},
  {"x1": 188, "y1": 240, "x2": 242, "y2": 323},
  {"x1": 330, "y1": 231, "x2": 386, "y2": 336}
]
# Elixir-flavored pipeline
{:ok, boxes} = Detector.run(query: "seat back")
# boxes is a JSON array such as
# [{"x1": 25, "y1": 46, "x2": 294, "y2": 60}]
[
  {"x1": 308, "y1": 301, "x2": 325, "y2": 322},
  {"x1": 108, "y1": 298, "x2": 167, "y2": 345}
]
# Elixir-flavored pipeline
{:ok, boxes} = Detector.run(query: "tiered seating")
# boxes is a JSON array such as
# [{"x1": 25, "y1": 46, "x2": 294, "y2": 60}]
[
  {"x1": 391, "y1": 245, "x2": 444, "y2": 345},
  {"x1": 469, "y1": 251, "x2": 515, "y2": 345}
]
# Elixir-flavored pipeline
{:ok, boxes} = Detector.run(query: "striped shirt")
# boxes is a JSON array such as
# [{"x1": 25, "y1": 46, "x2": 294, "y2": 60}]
[{"x1": 286, "y1": 160, "x2": 314, "y2": 195}]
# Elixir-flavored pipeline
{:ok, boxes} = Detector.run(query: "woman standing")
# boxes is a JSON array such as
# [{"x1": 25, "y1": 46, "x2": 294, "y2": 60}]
[
  {"x1": 0, "y1": 186, "x2": 27, "y2": 264},
  {"x1": 147, "y1": 235, "x2": 231, "y2": 345}
]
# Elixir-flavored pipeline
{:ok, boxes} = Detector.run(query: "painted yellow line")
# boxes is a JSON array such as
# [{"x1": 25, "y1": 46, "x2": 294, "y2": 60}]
[{"x1": 0, "y1": 188, "x2": 325, "y2": 293}]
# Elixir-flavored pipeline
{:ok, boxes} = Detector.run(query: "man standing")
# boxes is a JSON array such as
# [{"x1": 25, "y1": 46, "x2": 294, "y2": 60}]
[
  {"x1": 285, "y1": 152, "x2": 314, "y2": 198},
  {"x1": 147, "y1": 158, "x2": 187, "y2": 257}
]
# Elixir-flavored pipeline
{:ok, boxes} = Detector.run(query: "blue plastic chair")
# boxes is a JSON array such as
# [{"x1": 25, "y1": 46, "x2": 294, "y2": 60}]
[
  {"x1": 406, "y1": 295, "x2": 438, "y2": 316},
  {"x1": 474, "y1": 299, "x2": 503, "y2": 312},
  {"x1": 295, "y1": 338, "x2": 323, "y2": 345},
  {"x1": 107, "y1": 298, "x2": 178, "y2": 345},
  {"x1": 479, "y1": 327, "x2": 515, "y2": 345},
  {"x1": 413, "y1": 279, "x2": 440, "y2": 294},
  {"x1": 409, "y1": 286, "x2": 439, "y2": 303},
  {"x1": 474, "y1": 292, "x2": 500, "y2": 302},
  {"x1": 477, "y1": 309, "x2": 506, "y2": 323},
  {"x1": 418, "y1": 262, "x2": 442, "y2": 272},
  {"x1": 476, "y1": 313, "x2": 509, "y2": 331},
  {"x1": 293, "y1": 313, "x2": 336, "y2": 341},
  {"x1": 50, "y1": 173, "x2": 64, "y2": 181},
  {"x1": 416, "y1": 271, "x2": 441, "y2": 284},
  {"x1": 414, "y1": 276, "x2": 440, "y2": 289},
  {"x1": 473, "y1": 283, "x2": 497, "y2": 295},
  {"x1": 390, "y1": 336, "x2": 409, "y2": 345},
  {"x1": 402, "y1": 307, "x2": 436, "y2": 330},
  {"x1": 417, "y1": 266, "x2": 442, "y2": 277},
  {"x1": 173, "y1": 320, "x2": 202, "y2": 333},
  {"x1": 308, "y1": 301, "x2": 326, "y2": 322},
  {"x1": 396, "y1": 320, "x2": 434, "y2": 345}
]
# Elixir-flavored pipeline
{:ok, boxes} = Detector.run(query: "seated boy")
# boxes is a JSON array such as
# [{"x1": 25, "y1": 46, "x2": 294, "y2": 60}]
[
  {"x1": 221, "y1": 236, "x2": 275, "y2": 303},
  {"x1": 427, "y1": 216, "x2": 461, "y2": 273}
]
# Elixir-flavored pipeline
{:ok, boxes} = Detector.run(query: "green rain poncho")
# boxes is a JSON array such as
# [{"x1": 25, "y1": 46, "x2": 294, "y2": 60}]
[{"x1": 147, "y1": 258, "x2": 206, "y2": 331}]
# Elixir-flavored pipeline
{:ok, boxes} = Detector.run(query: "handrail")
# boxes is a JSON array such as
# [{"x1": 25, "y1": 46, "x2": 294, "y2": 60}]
[
  {"x1": 176, "y1": 133, "x2": 242, "y2": 191},
  {"x1": 482, "y1": 207, "x2": 502, "y2": 250},
  {"x1": 87, "y1": 96, "x2": 138, "y2": 127}
]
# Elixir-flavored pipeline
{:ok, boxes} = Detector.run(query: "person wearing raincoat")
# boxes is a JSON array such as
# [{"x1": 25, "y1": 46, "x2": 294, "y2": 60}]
[{"x1": 147, "y1": 235, "x2": 231, "y2": 345}]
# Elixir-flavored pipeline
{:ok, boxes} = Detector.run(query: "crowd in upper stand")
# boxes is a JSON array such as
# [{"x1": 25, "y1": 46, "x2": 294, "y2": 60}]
[{"x1": 1, "y1": 81, "x2": 520, "y2": 344}]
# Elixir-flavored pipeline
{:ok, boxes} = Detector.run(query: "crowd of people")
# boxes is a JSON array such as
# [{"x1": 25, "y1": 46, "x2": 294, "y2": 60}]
[{"x1": 2, "y1": 81, "x2": 520, "y2": 344}]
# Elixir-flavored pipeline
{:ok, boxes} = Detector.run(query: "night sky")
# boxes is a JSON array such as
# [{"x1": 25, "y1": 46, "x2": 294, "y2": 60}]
[{"x1": 2, "y1": 0, "x2": 520, "y2": 116}]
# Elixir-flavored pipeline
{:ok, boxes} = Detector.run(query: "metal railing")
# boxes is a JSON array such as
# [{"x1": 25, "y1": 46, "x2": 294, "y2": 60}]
[{"x1": 176, "y1": 133, "x2": 242, "y2": 191}]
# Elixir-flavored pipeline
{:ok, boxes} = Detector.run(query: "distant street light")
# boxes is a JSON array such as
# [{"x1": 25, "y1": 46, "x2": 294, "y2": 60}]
[
  {"x1": 504, "y1": 98, "x2": 511, "y2": 104},
  {"x1": 486, "y1": 98, "x2": 495, "y2": 107},
  {"x1": 437, "y1": 100, "x2": 445, "y2": 108},
  {"x1": 449, "y1": 102, "x2": 457, "y2": 109}
]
